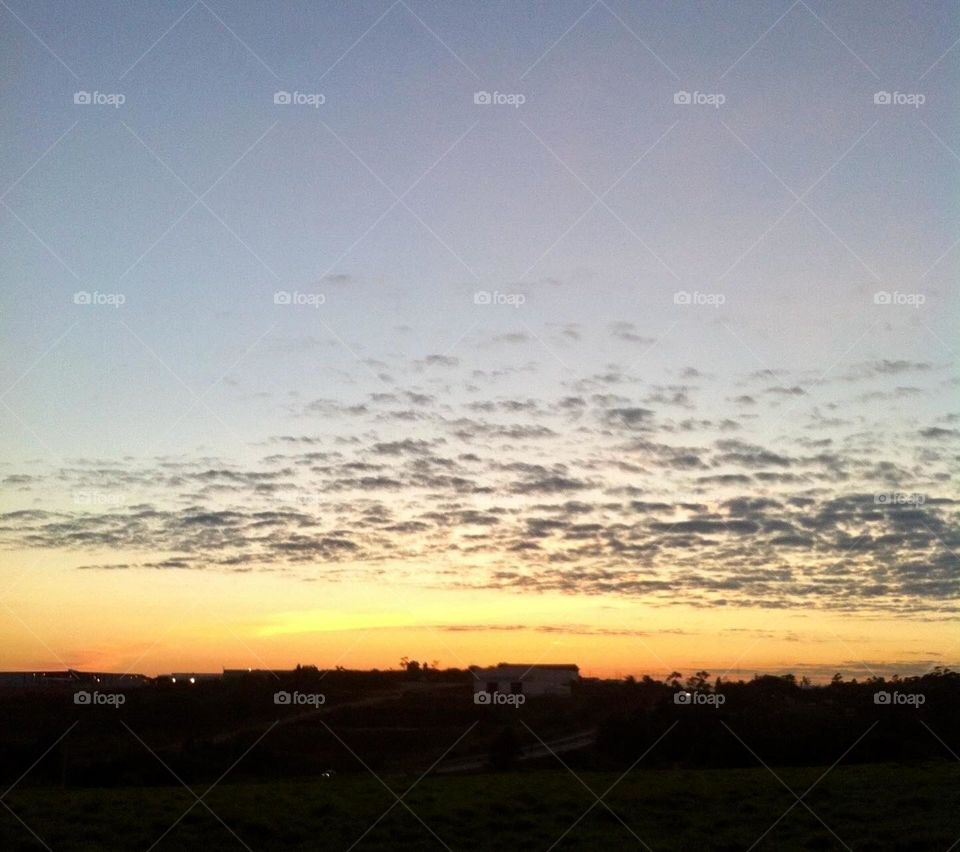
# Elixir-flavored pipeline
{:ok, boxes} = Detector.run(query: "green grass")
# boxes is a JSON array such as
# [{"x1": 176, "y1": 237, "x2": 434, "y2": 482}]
[{"x1": 2, "y1": 763, "x2": 958, "y2": 850}]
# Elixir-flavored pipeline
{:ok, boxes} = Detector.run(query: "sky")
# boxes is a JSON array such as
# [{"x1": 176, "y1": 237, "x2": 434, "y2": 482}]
[{"x1": 1, "y1": 0, "x2": 958, "y2": 680}]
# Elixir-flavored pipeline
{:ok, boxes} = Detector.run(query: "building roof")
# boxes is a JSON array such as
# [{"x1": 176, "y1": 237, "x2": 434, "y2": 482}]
[{"x1": 472, "y1": 663, "x2": 579, "y2": 676}]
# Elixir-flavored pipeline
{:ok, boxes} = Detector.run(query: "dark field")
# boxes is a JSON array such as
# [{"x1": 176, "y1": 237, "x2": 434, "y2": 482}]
[
  {"x1": 3, "y1": 671, "x2": 959, "y2": 850},
  {"x1": 3, "y1": 762, "x2": 959, "y2": 851}
]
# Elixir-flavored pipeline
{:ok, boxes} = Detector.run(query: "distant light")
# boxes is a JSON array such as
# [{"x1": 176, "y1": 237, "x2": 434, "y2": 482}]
[
  {"x1": 171, "y1": 677, "x2": 176, "y2": 684},
  {"x1": 189, "y1": 677, "x2": 196, "y2": 684}
]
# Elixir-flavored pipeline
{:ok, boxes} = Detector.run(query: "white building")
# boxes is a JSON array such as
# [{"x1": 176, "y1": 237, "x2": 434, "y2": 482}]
[{"x1": 471, "y1": 663, "x2": 579, "y2": 697}]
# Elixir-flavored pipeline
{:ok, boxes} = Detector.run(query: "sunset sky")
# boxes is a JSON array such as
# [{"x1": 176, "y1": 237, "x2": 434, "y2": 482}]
[{"x1": 1, "y1": 0, "x2": 957, "y2": 680}]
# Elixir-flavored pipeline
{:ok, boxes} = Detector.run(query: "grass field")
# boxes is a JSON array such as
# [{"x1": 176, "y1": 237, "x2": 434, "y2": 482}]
[{"x1": 2, "y1": 762, "x2": 958, "y2": 851}]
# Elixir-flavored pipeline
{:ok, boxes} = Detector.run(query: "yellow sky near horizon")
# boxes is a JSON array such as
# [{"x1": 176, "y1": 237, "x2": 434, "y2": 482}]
[{"x1": 1, "y1": 551, "x2": 952, "y2": 682}]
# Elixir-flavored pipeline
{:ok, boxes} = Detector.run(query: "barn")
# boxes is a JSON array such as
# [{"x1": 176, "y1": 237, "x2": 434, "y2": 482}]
[{"x1": 471, "y1": 663, "x2": 579, "y2": 698}]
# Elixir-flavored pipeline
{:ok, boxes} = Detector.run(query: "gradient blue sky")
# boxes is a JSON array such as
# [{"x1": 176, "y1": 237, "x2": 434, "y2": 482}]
[{"x1": 1, "y1": 1, "x2": 957, "y2": 676}]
